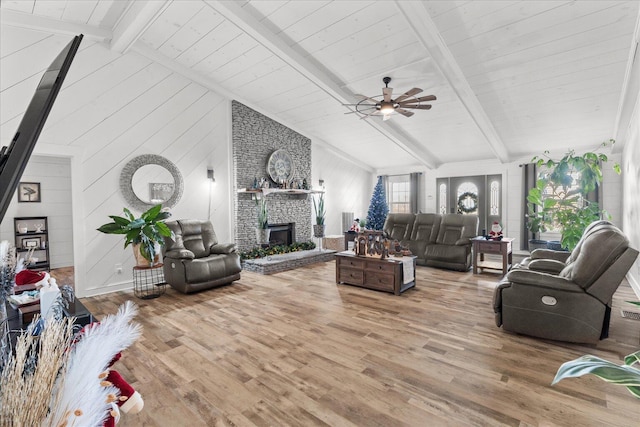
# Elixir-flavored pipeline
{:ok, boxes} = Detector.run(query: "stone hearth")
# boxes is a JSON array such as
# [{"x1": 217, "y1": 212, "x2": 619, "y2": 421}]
[{"x1": 242, "y1": 249, "x2": 336, "y2": 275}]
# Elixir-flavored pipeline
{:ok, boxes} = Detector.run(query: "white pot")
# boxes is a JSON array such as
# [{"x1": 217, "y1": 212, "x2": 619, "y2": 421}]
[{"x1": 256, "y1": 228, "x2": 271, "y2": 245}]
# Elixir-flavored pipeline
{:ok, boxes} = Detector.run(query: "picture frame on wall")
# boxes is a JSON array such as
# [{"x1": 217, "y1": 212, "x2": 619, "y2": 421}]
[
  {"x1": 22, "y1": 237, "x2": 41, "y2": 249},
  {"x1": 17, "y1": 182, "x2": 41, "y2": 203}
]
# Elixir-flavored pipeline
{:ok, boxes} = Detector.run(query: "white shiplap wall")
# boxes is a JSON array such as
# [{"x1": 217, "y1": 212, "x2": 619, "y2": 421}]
[
  {"x1": 312, "y1": 142, "x2": 373, "y2": 236},
  {"x1": 0, "y1": 155, "x2": 73, "y2": 269},
  {"x1": 0, "y1": 26, "x2": 374, "y2": 297},
  {"x1": 0, "y1": 28, "x2": 233, "y2": 297}
]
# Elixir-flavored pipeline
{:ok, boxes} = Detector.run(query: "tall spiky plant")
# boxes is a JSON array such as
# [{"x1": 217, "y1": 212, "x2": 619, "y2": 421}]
[
  {"x1": 255, "y1": 197, "x2": 268, "y2": 229},
  {"x1": 313, "y1": 193, "x2": 325, "y2": 225}
]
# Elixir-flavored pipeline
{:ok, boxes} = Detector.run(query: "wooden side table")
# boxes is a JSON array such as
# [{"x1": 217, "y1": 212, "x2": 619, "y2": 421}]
[
  {"x1": 133, "y1": 264, "x2": 166, "y2": 299},
  {"x1": 472, "y1": 237, "x2": 514, "y2": 276}
]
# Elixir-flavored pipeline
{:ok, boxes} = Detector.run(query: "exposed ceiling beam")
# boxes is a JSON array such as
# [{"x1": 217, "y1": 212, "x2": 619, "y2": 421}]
[
  {"x1": 205, "y1": 0, "x2": 438, "y2": 169},
  {"x1": 110, "y1": 0, "x2": 172, "y2": 54},
  {"x1": 395, "y1": 1, "x2": 510, "y2": 164},
  {"x1": 131, "y1": 42, "x2": 374, "y2": 173},
  {"x1": 0, "y1": 8, "x2": 111, "y2": 42}
]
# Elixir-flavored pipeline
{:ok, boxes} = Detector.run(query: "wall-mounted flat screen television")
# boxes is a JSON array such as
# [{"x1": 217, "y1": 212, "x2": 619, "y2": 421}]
[{"x1": 0, "y1": 34, "x2": 83, "y2": 223}]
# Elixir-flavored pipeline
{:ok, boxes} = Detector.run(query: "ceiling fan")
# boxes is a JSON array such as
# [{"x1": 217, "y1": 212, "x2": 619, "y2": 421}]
[{"x1": 344, "y1": 77, "x2": 436, "y2": 121}]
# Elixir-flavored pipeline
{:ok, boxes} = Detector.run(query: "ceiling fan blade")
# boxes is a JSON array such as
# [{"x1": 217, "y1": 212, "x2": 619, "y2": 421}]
[
  {"x1": 395, "y1": 108, "x2": 415, "y2": 117},
  {"x1": 401, "y1": 104, "x2": 432, "y2": 110},
  {"x1": 359, "y1": 110, "x2": 379, "y2": 120},
  {"x1": 355, "y1": 94, "x2": 380, "y2": 104},
  {"x1": 395, "y1": 88, "x2": 423, "y2": 103},
  {"x1": 382, "y1": 87, "x2": 393, "y2": 102},
  {"x1": 399, "y1": 94, "x2": 437, "y2": 104}
]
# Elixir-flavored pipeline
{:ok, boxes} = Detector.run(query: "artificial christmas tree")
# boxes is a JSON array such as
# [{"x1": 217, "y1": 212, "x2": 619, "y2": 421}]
[{"x1": 366, "y1": 176, "x2": 389, "y2": 230}]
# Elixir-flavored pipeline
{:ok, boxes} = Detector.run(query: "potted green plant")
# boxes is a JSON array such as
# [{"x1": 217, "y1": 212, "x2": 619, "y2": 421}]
[
  {"x1": 312, "y1": 193, "x2": 325, "y2": 238},
  {"x1": 552, "y1": 350, "x2": 640, "y2": 399},
  {"x1": 526, "y1": 139, "x2": 619, "y2": 251},
  {"x1": 97, "y1": 204, "x2": 173, "y2": 267},
  {"x1": 255, "y1": 197, "x2": 270, "y2": 244}
]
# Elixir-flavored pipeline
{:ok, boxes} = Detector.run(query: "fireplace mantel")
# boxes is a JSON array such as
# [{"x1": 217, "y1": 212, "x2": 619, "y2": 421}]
[{"x1": 238, "y1": 188, "x2": 324, "y2": 198}]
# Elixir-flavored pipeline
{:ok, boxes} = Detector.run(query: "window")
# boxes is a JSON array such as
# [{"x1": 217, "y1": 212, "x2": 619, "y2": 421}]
[
  {"x1": 539, "y1": 169, "x2": 582, "y2": 237},
  {"x1": 439, "y1": 183, "x2": 447, "y2": 214},
  {"x1": 490, "y1": 181, "x2": 500, "y2": 216},
  {"x1": 387, "y1": 175, "x2": 410, "y2": 213}
]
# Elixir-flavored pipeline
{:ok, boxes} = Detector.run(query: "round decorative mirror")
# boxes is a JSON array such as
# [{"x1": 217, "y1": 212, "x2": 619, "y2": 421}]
[{"x1": 120, "y1": 154, "x2": 184, "y2": 212}]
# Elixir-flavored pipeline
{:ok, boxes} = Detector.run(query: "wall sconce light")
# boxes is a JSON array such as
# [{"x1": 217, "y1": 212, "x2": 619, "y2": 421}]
[{"x1": 207, "y1": 168, "x2": 215, "y2": 182}]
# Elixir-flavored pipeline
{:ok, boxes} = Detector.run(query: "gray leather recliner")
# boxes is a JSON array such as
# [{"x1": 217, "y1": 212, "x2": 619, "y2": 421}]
[
  {"x1": 162, "y1": 219, "x2": 241, "y2": 294},
  {"x1": 493, "y1": 223, "x2": 638, "y2": 343},
  {"x1": 517, "y1": 220, "x2": 613, "y2": 274}
]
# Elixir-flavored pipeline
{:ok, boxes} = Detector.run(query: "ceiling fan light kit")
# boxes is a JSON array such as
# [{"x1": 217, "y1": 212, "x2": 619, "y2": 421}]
[{"x1": 344, "y1": 77, "x2": 436, "y2": 120}]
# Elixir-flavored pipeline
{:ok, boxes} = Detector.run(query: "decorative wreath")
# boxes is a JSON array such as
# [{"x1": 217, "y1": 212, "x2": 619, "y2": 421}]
[{"x1": 457, "y1": 192, "x2": 478, "y2": 213}]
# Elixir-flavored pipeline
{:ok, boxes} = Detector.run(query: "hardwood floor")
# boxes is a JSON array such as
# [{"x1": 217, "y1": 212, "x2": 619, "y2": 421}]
[{"x1": 81, "y1": 261, "x2": 640, "y2": 426}]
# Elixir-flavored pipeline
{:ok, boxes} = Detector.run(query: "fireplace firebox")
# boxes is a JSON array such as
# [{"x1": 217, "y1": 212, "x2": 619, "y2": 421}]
[{"x1": 268, "y1": 222, "x2": 295, "y2": 246}]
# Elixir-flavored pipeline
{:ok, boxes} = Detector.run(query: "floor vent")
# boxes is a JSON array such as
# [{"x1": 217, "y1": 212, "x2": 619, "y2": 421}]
[{"x1": 621, "y1": 310, "x2": 640, "y2": 320}]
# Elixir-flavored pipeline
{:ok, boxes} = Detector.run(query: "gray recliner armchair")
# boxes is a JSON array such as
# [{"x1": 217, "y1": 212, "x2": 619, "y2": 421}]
[
  {"x1": 162, "y1": 219, "x2": 241, "y2": 294},
  {"x1": 493, "y1": 223, "x2": 638, "y2": 343},
  {"x1": 517, "y1": 220, "x2": 613, "y2": 274}
]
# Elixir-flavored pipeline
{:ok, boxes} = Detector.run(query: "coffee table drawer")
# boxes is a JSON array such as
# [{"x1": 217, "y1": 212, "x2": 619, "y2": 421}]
[
  {"x1": 364, "y1": 271, "x2": 395, "y2": 292},
  {"x1": 340, "y1": 257, "x2": 365, "y2": 269},
  {"x1": 339, "y1": 267, "x2": 364, "y2": 285},
  {"x1": 365, "y1": 260, "x2": 396, "y2": 273}
]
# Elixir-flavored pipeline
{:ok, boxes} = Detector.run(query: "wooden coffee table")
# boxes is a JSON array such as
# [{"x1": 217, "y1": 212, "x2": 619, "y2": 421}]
[
  {"x1": 472, "y1": 237, "x2": 514, "y2": 275},
  {"x1": 335, "y1": 251, "x2": 416, "y2": 295}
]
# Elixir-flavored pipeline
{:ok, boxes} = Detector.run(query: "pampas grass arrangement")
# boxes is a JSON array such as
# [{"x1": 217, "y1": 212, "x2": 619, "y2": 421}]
[
  {"x1": 0, "y1": 315, "x2": 74, "y2": 425},
  {"x1": 0, "y1": 302, "x2": 142, "y2": 426}
]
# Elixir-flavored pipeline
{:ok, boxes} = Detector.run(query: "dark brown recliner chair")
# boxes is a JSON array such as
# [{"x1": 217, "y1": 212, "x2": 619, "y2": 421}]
[
  {"x1": 162, "y1": 219, "x2": 241, "y2": 294},
  {"x1": 493, "y1": 224, "x2": 638, "y2": 343}
]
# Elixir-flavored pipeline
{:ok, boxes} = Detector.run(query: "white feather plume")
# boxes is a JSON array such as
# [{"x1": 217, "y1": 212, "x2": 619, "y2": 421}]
[{"x1": 43, "y1": 301, "x2": 142, "y2": 427}]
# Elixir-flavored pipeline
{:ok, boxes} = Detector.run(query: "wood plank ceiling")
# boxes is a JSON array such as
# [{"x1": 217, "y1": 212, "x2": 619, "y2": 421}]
[{"x1": 1, "y1": 0, "x2": 638, "y2": 170}]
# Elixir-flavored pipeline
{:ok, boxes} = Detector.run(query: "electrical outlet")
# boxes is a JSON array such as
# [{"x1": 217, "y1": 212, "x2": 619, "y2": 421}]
[{"x1": 115, "y1": 263, "x2": 123, "y2": 274}]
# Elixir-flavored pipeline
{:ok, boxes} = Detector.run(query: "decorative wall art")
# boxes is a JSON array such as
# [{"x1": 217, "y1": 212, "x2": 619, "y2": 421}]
[{"x1": 17, "y1": 182, "x2": 41, "y2": 203}]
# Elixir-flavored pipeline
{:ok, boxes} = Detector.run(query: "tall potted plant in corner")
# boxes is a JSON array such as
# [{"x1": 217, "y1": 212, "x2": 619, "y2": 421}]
[
  {"x1": 97, "y1": 204, "x2": 173, "y2": 267},
  {"x1": 312, "y1": 193, "x2": 326, "y2": 238},
  {"x1": 525, "y1": 139, "x2": 619, "y2": 252},
  {"x1": 255, "y1": 197, "x2": 270, "y2": 245}
]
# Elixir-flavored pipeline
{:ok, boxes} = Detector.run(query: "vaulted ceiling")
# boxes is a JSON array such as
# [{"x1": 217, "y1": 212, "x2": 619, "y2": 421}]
[{"x1": 1, "y1": 0, "x2": 638, "y2": 171}]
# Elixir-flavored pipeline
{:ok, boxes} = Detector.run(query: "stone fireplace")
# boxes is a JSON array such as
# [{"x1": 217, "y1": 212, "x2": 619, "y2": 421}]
[{"x1": 232, "y1": 101, "x2": 312, "y2": 251}]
